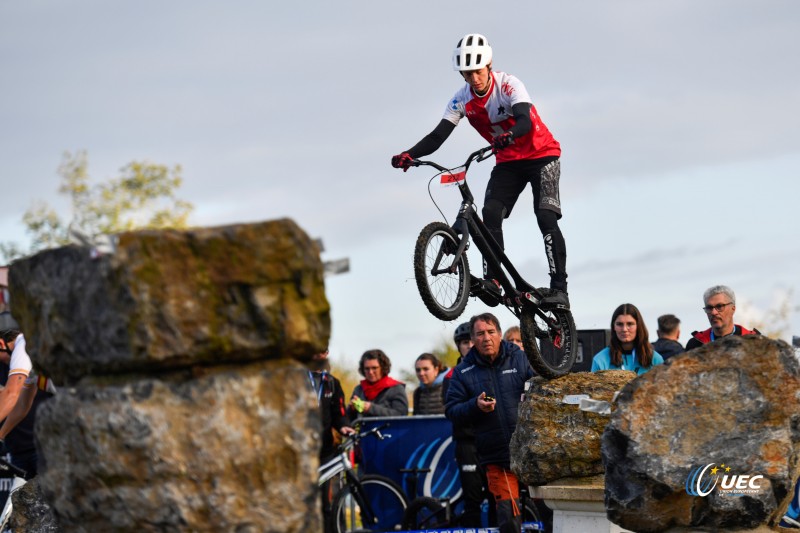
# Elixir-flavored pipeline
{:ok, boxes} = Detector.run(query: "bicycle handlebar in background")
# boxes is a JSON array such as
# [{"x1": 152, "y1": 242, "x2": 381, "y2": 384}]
[{"x1": 0, "y1": 457, "x2": 27, "y2": 479}]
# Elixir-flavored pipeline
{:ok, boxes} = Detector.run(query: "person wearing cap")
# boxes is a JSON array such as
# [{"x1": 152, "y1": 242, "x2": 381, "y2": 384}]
[
  {"x1": 392, "y1": 33, "x2": 568, "y2": 309},
  {"x1": 441, "y1": 322, "x2": 491, "y2": 527}
]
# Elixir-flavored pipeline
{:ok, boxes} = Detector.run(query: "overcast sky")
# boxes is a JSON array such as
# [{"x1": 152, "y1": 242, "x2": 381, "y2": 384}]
[{"x1": 2, "y1": 1, "x2": 798, "y2": 378}]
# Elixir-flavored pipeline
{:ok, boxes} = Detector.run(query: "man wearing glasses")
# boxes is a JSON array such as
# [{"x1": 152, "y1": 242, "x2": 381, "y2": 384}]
[{"x1": 685, "y1": 285, "x2": 759, "y2": 350}]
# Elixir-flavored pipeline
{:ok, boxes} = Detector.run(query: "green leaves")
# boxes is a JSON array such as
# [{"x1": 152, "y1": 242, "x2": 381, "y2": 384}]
[{"x1": 2, "y1": 151, "x2": 194, "y2": 261}]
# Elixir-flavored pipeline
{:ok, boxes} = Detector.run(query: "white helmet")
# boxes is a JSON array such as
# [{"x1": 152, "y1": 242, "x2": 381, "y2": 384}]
[{"x1": 452, "y1": 33, "x2": 493, "y2": 71}]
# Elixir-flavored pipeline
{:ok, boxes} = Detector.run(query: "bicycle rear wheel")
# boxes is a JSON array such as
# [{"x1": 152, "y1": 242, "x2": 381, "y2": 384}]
[
  {"x1": 413, "y1": 222, "x2": 471, "y2": 321},
  {"x1": 402, "y1": 497, "x2": 450, "y2": 530},
  {"x1": 329, "y1": 475, "x2": 407, "y2": 533},
  {"x1": 520, "y1": 305, "x2": 577, "y2": 379}
]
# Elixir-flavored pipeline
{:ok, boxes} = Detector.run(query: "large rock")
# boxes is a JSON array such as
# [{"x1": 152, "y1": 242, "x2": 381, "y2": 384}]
[
  {"x1": 512, "y1": 370, "x2": 635, "y2": 486},
  {"x1": 7, "y1": 219, "x2": 329, "y2": 532},
  {"x1": 9, "y1": 219, "x2": 329, "y2": 385},
  {"x1": 36, "y1": 360, "x2": 320, "y2": 532},
  {"x1": 603, "y1": 335, "x2": 800, "y2": 532}
]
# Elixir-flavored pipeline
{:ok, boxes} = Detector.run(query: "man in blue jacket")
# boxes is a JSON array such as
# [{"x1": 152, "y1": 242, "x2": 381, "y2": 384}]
[{"x1": 445, "y1": 312, "x2": 534, "y2": 533}]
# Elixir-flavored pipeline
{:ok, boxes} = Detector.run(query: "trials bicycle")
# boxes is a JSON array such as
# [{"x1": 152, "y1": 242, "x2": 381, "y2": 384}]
[
  {"x1": 318, "y1": 424, "x2": 407, "y2": 532},
  {"x1": 410, "y1": 146, "x2": 577, "y2": 378}
]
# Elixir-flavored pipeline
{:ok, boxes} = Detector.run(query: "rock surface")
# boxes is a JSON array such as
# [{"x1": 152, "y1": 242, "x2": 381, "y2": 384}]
[
  {"x1": 603, "y1": 335, "x2": 800, "y2": 532},
  {"x1": 36, "y1": 361, "x2": 319, "y2": 532},
  {"x1": 511, "y1": 370, "x2": 635, "y2": 486},
  {"x1": 7, "y1": 219, "x2": 328, "y2": 532},
  {"x1": 6, "y1": 478, "x2": 61, "y2": 532},
  {"x1": 9, "y1": 219, "x2": 329, "y2": 385}
]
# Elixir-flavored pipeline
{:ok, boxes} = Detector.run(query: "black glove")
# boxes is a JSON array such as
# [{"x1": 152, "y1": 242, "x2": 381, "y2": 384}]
[
  {"x1": 492, "y1": 132, "x2": 513, "y2": 151},
  {"x1": 391, "y1": 152, "x2": 413, "y2": 172}
]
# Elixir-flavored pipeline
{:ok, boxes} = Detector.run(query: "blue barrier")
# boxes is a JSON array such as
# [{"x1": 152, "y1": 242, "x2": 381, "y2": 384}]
[{"x1": 356, "y1": 415, "x2": 460, "y2": 502}]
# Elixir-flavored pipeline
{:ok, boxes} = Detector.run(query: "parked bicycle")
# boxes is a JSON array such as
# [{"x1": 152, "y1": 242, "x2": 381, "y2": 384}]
[
  {"x1": 410, "y1": 146, "x2": 577, "y2": 378},
  {"x1": 318, "y1": 424, "x2": 407, "y2": 532}
]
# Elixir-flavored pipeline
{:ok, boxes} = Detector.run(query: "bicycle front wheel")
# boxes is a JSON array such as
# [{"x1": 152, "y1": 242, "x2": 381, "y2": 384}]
[
  {"x1": 413, "y1": 222, "x2": 471, "y2": 321},
  {"x1": 520, "y1": 305, "x2": 577, "y2": 379},
  {"x1": 329, "y1": 475, "x2": 407, "y2": 533}
]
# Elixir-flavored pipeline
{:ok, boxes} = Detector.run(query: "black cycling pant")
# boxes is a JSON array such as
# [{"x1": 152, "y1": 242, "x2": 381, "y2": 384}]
[{"x1": 482, "y1": 157, "x2": 567, "y2": 290}]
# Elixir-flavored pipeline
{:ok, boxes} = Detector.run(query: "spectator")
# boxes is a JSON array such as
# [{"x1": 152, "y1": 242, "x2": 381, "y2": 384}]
[
  {"x1": 686, "y1": 285, "x2": 759, "y2": 350},
  {"x1": 453, "y1": 322, "x2": 474, "y2": 358},
  {"x1": 0, "y1": 329, "x2": 56, "y2": 478},
  {"x1": 413, "y1": 353, "x2": 447, "y2": 415},
  {"x1": 348, "y1": 349, "x2": 408, "y2": 418},
  {"x1": 308, "y1": 349, "x2": 354, "y2": 533},
  {"x1": 503, "y1": 325, "x2": 523, "y2": 351},
  {"x1": 651, "y1": 314, "x2": 685, "y2": 360},
  {"x1": 591, "y1": 304, "x2": 664, "y2": 375},
  {"x1": 445, "y1": 313, "x2": 534, "y2": 533},
  {"x1": 442, "y1": 322, "x2": 488, "y2": 527}
]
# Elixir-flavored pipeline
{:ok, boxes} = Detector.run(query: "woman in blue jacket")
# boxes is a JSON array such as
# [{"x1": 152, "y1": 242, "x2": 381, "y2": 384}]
[{"x1": 591, "y1": 303, "x2": 663, "y2": 375}]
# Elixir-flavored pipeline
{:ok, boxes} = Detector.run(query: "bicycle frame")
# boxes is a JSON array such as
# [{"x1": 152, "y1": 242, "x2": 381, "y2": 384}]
[
  {"x1": 414, "y1": 147, "x2": 549, "y2": 317},
  {"x1": 318, "y1": 424, "x2": 392, "y2": 530}
]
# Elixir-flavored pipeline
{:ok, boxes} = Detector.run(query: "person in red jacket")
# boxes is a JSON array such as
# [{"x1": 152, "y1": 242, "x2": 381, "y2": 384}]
[
  {"x1": 391, "y1": 33, "x2": 568, "y2": 309},
  {"x1": 686, "y1": 285, "x2": 759, "y2": 350}
]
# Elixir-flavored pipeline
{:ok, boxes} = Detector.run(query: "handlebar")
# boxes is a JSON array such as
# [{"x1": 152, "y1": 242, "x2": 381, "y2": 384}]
[
  {"x1": 339, "y1": 423, "x2": 391, "y2": 452},
  {"x1": 410, "y1": 145, "x2": 494, "y2": 173},
  {"x1": 0, "y1": 456, "x2": 28, "y2": 479}
]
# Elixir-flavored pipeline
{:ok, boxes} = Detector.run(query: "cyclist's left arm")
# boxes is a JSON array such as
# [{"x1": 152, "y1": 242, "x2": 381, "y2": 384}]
[{"x1": 506, "y1": 102, "x2": 532, "y2": 138}]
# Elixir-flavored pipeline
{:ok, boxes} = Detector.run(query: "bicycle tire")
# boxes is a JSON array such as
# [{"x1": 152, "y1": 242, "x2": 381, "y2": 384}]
[
  {"x1": 520, "y1": 305, "x2": 577, "y2": 379},
  {"x1": 329, "y1": 475, "x2": 407, "y2": 533},
  {"x1": 413, "y1": 222, "x2": 471, "y2": 321},
  {"x1": 402, "y1": 497, "x2": 449, "y2": 530}
]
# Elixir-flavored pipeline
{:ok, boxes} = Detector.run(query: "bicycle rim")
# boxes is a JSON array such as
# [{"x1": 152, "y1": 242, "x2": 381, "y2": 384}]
[
  {"x1": 520, "y1": 306, "x2": 577, "y2": 379},
  {"x1": 413, "y1": 222, "x2": 470, "y2": 321},
  {"x1": 330, "y1": 476, "x2": 407, "y2": 532}
]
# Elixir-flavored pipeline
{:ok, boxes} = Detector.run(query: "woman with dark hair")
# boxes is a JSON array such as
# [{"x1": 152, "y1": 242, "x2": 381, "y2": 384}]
[
  {"x1": 591, "y1": 303, "x2": 664, "y2": 375},
  {"x1": 413, "y1": 353, "x2": 447, "y2": 415},
  {"x1": 348, "y1": 349, "x2": 408, "y2": 418}
]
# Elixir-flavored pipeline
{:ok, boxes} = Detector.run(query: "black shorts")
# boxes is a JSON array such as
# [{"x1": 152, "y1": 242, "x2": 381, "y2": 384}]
[{"x1": 484, "y1": 157, "x2": 561, "y2": 218}]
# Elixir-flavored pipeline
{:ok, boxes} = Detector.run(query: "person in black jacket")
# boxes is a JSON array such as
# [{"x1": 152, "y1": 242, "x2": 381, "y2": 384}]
[
  {"x1": 445, "y1": 313, "x2": 534, "y2": 533},
  {"x1": 309, "y1": 349, "x2": 353, "y2": 533},
  {"x1": 651, "y1": 314, "x2": 685, "y2": 360}
]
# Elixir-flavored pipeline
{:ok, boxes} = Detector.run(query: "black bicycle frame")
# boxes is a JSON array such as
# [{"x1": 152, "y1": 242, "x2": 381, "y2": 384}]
[
  {"x1": 344, "y1": 470, "x2": 379, "y2": 527},
  {"x1": 450, "y1": 183, "x2": 546, "y2": 314}
]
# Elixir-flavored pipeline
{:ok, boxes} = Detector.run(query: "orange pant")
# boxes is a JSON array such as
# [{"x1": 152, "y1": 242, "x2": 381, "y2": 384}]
[{"x1": 485, "y1": 464, "x2": 520, "y2": 502}]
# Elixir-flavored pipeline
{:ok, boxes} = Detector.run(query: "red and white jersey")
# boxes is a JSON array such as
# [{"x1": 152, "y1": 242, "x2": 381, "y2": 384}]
[{"x1": 442, "y1": 71, "x2": 561, "y2": 164}]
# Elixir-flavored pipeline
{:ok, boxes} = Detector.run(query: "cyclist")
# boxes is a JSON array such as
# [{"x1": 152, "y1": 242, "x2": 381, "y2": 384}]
[{"x1": 392, "y1": 33, "x2": 569, "y2": 308}]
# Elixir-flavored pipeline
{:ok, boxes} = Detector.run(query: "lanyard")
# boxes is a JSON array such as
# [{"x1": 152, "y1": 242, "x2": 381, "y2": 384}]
[
  {"x1": 710, "y1": 327, "x2": 736, "y2": 342},
  {"x1": 307, "y1": 371, "x2": 326, "y2": 405},
  {"x1": 621, "y1": 350, "x2": 637, "y2": 372}
]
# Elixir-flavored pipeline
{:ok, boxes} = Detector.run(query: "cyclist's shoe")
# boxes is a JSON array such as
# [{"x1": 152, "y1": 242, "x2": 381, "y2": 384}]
[
  {"x1": 540, "y1": 288, "x2": 570, "y2": 310},
  {"x1": 471, "y1": 277, "x2": 502, "y2": 307}
]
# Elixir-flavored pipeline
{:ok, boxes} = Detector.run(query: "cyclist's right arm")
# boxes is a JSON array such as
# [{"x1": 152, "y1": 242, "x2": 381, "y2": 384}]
[{"x1": 406, "y1": 119, "x2": 456, "y2": 159}]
